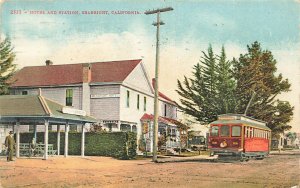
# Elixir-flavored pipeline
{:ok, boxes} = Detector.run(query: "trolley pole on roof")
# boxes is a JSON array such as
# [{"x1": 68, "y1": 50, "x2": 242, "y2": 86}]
[
  {"x1": 145, "y1": 7, "x2": 173, "y2": 162},
  {"x1": 244, "y1": 91, "x2": 256, "y2": 116}
]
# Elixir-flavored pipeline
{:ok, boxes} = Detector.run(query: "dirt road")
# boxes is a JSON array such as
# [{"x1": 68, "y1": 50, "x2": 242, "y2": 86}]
[{"x1": 0, "y1": 152, "x2": 299, "y2": 188}]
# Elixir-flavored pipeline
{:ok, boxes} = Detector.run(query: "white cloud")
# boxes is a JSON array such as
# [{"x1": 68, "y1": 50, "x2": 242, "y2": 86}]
[{"x1": 12, "y1": 36, "x2": 53, "y2": 68}]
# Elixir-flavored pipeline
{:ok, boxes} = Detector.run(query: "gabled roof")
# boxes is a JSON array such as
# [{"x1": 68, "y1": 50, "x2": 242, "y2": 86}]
[
  {"x1": 91, "y1": 59, "x2": 141, "y2": 83},
  {"x1": 11, "y1": 64, "x2": 83, "y2": 87},
  {"x1": 151, "y1": 78, "x2": 176, "y2": 105},
  {"x1": 0, "y1": 95, "x2": 97, "y2": 123},
  {"x1": 10, "y1": 59, "x2": 141, "y2": 87}
]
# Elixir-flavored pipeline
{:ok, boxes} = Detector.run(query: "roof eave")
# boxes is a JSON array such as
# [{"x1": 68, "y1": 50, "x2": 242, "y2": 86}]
[
  {"x1": 10, "y1": 83, "x2": 83, "y2": 88},
  {"x1": 89, "y1": 81, "x2": 122, "y2": 86}
]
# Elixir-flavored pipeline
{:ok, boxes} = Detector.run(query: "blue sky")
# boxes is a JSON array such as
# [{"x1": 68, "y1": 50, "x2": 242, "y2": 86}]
[
  {"x1": 1, "y1": 0, "x2": 300, "y2": 131},
  {"x1": 2, "y1": 0, "x2": 299, "y2": 46}
]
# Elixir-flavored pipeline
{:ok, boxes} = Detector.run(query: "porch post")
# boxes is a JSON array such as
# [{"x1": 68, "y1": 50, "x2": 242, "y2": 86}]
[
  {"x1": 130, "y1": 124, "x2": 133, "y2": 132},
  {"x1": 57, "y1": 125, "x2": 60, "y2": 155},
  {"x1": 44, "y1": 119, "x2": 49, "y2": 160},
  {"x1": 34, "y1": 124, "x2": 37, "y2": 144},
  {"x1": 170, "y1": 128, "x2": 173, "y2": 147},
  {"x1": 81, "y1": 123, "x2": 85, "y2": 157},
  {"x1": 117, "y1": 121, "x2": 121, "y2": 131},
  {"x1": 165, "y1": 126, "x2": 168, "y2": 148},
  {"x1": 64, "y1": 122, "x2": 69, "y2": 157},
  {"x1": 15, "y1": 122, "x2": 20, "y2": 158},
  {"x1": 150, "y1": 122, "x2": 153, "y2": 152}
]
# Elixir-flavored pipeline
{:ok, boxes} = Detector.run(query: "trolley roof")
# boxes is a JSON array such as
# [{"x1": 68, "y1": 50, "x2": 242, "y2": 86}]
[{"x1": 210, "y1": 114, "x2": 271, "y2": 131}]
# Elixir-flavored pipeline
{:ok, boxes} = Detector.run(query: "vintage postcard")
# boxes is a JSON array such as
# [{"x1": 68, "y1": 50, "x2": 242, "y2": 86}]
[{"x1": 0, "y1": 0, "x2": 299, "y2": 187}]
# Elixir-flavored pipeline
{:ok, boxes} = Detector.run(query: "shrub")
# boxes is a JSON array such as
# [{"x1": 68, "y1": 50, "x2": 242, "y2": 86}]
[{"x1": 19, "y1": 131, "x2": 137, "y2": 159}]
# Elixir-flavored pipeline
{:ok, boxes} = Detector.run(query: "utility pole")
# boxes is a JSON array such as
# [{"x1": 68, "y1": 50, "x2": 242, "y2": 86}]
[{"x1": 145, "y1": 7, "x2": 173, "y2": 162}]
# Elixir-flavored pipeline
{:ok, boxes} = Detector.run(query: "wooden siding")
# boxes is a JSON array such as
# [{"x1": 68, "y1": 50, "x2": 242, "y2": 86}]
[
  {"x1": 123, "y1": 63, "x2": 153, "y2": 94},
  {"x1": 90, "y1": 85, "x2": 120, "y2": 95},
  {"x1": 90, "y1": 98, "x2": 120, "y2": 120},
  {"x1": 90, "y1": 85, "x2": 121, "y2": 120}
]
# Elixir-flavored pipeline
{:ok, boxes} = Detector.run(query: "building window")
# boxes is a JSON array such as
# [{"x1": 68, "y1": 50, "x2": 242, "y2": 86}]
[
  {"x1": 164, "y1": 104, "x2": 167, "y2": 117},
  {"x1": 120, "y1": 124, "x2": 131, "y2": 132},
  {"x1": 143, "y1": 96, "x2": 147, "y2": 111},
  {"x1": 126, "y1": 90, "x2": 130, "y2": 108},
  {"x1": 137, "y1": 94, "x2": 140, "y2": 110},
  {"x1": 22, "y1": 91, "x2": 28, "y2": 95},
  {"x1": 66, "y1": 89, "x2": 73, "y2": 106}
]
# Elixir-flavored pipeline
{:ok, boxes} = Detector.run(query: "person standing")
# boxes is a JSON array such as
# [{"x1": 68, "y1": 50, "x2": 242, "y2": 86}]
[{"x1": 5, "y1": 131, "x2": 15, "y2": 162}]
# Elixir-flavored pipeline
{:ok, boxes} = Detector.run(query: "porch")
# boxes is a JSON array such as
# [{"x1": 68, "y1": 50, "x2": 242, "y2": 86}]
[
  {"x1": 140, "y1": 113, "x2": 187, "y2": 153},
  {"x1": 0, "y1": 95, "x2": 97, "y2": 160}
]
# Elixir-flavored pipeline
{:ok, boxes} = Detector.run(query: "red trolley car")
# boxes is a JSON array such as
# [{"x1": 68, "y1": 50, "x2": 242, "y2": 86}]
[{"x1": 208, "y1": 114, "x2": 271, "y2": 161}]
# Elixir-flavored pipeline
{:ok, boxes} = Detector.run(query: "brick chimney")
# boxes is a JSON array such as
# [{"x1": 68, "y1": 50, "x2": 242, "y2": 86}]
[
  {"x1": 45, "y1": 60, "x2": 53, "y2": 66},
  {"x1": 82, "y1": 63, "x2": 91, "y2": 83},
  {"x1": 82, "y1": 63, "x2": 91, "y2": 115}
]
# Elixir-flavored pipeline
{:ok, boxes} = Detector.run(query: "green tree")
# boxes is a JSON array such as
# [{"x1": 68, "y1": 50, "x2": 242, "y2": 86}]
[
  {"x1": 177, "y1": 42, "x2": 294, "y2": 136},
  {"x1": 233, "y1": 42, "x2": 293, "y2": 136},
  {"x1": 0, "y1": 38, "x2": 16, "y2": 94},
  {"x1": 176, "y1": 45, "x2": 235, "y2": 124},
  {"x1": 215, "y1": 46, "x2": 236, "y2": 113}
]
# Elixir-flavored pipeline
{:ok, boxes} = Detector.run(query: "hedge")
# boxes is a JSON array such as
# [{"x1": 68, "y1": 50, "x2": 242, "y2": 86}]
[{"x1": 19, "y1": 131, "x2": 137, "y2": 159}]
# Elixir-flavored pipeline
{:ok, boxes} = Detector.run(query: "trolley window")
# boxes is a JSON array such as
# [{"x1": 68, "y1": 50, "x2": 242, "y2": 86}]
[
  {"x1": 211, "y1": 126, "x2": 219, "y2": 137},
  {"x1": 232, "y1": 126, "x2": 241, "y2": 137},
  {"x1": 220, "y1": 125, "x2": 230, "y2": 137}
]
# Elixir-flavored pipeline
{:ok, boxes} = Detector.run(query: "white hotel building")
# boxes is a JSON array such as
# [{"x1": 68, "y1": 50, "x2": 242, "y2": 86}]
[{"x1": 7, "y1": 59, "x2": 183, "y2": 152}]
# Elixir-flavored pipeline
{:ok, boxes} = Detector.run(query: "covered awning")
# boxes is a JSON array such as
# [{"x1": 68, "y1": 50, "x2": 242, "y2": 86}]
[
  {"x1": 0, "y1": 95, "x2": 97, "y2": 160},
  {"x1": 140, "y1": 113, "x2": 187, "y2": 128},
  {"x1": 0, "y1": 95, "x2": 96, "y2": 124}
]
